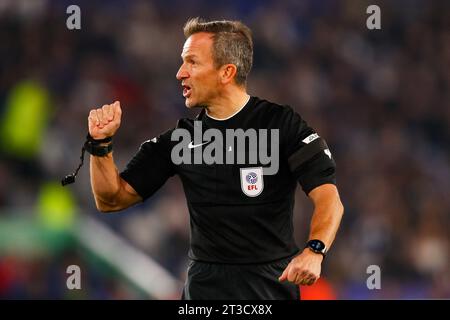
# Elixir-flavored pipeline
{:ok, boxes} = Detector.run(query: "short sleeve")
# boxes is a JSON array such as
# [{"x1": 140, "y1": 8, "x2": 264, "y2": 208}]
[
  {"x1": 281, "y1": 106, "x2": 336, "y2": 195},
  {"x1": 120, "y1": 129, "x2": 176, "y2": 200}
]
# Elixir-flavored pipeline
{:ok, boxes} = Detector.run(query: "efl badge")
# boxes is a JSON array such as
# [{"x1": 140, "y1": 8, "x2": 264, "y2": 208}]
[{"x1": 240, "y1": 167, "x2": 264, "y2": 197}]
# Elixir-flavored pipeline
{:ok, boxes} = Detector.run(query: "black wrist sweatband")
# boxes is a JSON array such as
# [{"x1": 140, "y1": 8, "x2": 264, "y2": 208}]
[{"x1": 84, "y1": 134, "x2": 113, "y2": 157}]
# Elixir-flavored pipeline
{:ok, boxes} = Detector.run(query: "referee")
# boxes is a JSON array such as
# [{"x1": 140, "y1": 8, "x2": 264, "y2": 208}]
[{"x1": 88, "y1": 18, "x2": 344, "y2": 300}]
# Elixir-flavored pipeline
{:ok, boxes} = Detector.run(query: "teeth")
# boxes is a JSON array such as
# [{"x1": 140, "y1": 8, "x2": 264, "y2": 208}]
[
  {"x1": 182, "y1": 84, "x2": 191, "y2": 97},
  {"x1": 183, "y1": 86, "x2": 191, "y2": 97}
]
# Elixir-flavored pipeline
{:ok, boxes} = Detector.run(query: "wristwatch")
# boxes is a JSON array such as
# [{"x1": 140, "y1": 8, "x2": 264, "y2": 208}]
[{"x1": 306, "y1": 239, "x2": 327, "y2": 258}]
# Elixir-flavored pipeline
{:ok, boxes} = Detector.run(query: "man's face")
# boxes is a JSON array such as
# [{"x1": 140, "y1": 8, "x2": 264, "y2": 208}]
[{"x1": 176, "y1": 32, "x2": 221, "y2": 108}]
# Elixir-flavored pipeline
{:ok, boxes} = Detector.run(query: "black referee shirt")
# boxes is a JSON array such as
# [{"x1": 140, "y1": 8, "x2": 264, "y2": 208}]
[{"x1": 120, "y1": 96, "x2": 336, "y2": 264}]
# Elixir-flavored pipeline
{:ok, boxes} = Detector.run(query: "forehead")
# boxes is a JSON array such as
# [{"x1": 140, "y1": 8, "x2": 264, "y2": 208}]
[{"x1": 181, "y1": 32, "x2": 214, "y2": 58}]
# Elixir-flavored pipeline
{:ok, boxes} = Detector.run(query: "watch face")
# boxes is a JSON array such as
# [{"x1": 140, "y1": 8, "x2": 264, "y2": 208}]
[{"x1": 308, "y1": 240, "x2": 326, "y2": 252}]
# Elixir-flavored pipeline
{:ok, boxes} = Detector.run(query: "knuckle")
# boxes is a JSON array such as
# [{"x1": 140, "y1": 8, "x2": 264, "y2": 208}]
[
  {"x1": 291, "y1": 266, "x2": 300, "y2": 273},
  {"x1": 300, "y1": 268, "x2": 309, "y2": 275}
]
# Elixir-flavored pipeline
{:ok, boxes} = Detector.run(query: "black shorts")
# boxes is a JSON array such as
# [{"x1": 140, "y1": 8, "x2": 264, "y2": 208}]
[{"x1": 182, "y1": 256, "x2": 301, "y2": 300}]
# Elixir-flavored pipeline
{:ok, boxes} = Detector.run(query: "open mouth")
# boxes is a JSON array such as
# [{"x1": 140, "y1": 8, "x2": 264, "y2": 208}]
[{"x1": 182, "y1": 85, "x2": 192, "y2": 98}]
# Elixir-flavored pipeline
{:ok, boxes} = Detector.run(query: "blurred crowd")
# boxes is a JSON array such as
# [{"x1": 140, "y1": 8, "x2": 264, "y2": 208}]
[{"x1": 0, "y1": 0, "x2": 449, "y2": 299}]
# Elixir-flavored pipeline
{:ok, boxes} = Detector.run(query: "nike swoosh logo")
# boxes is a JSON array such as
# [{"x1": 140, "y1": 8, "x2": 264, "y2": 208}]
[{"x1": 188, "y1": 141, "x2": 211, "y2": 149}]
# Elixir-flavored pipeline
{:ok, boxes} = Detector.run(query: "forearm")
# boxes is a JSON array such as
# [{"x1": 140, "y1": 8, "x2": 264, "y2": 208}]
[
  {"x1": 90, "y1": 152, "x2": 122, "y2": 208},
  {"x1": 308, "y1": 192, "x2": 344, "y2": 249},
  {"x1": 281, "y1": 186, "x2": 343, "y2": 285}
]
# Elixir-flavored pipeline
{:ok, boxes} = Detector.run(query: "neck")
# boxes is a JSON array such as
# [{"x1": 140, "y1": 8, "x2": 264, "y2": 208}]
[{"x1": 205, "y1": 87, "x2": 249, "y2": 120}]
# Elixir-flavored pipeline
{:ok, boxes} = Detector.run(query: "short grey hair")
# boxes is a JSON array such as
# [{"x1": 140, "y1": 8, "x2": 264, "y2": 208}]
[{"x1": 183, "y1": 17, "x2": 253, "y2": 86}]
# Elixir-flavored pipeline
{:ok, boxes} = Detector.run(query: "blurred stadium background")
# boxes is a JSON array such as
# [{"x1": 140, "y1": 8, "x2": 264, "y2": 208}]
[{"x1": 0, "y1": 0, "x2": 448, "y2": 299}]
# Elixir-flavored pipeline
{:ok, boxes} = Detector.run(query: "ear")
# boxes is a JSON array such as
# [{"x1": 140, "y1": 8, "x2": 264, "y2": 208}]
[{"x1": 220, "y1": 64, "x2": 238, "y2": 85}]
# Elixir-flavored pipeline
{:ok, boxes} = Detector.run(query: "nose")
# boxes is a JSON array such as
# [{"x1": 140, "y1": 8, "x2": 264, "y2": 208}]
[{"x1": 176, "y1": 63, "x2": 189, "y2": 81}]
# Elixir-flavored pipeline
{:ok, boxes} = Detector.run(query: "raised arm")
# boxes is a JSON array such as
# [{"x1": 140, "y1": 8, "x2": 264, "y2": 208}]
[{"x1": 88, "y1": 101, "x2": 142, "y2": 212}]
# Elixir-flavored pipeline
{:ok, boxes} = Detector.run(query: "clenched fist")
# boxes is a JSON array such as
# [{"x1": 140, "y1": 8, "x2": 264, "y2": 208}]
[
  {"x1": 88, "y1": 101, "x2": 122, "y2": 140},
  {"x1": 278, "y1": 248, "x2": 323, "y2": 286}
]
